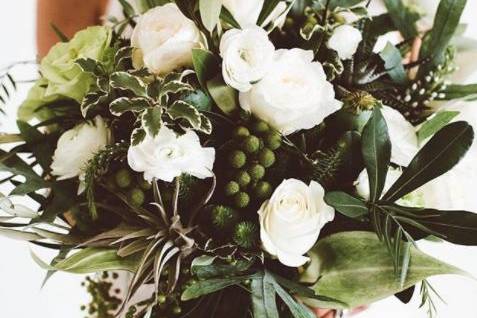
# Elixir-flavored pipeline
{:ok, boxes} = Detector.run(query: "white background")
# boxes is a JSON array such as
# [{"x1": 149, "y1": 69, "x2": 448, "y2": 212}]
[{"x1": 1, "y1": 1, "x2": 477, "y2": 318}]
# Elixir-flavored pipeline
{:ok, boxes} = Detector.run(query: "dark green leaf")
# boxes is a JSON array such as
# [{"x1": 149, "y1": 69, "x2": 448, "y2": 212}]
[
  {"x1": 192, "y1": 49, "x2": 221, "y2": 90},
  {"x1": 181, "y1": 274, "x2": 258, "y2": 301},
  {"x1": 324, "y1": 191, "x2": 369, "y2": 219},
  {"x1": 383, "y1": 0, "x2": 419, "y2": 39},
  {"x1": 207, "y1": 76, "x2": 238, "y2": 116},
  {"x1": 379, "y1": 42, "x2": 407, "y2": 85},
  {"x1": 49, "y1": 23, "x2": 69, "y2": 42},
  {"x1": 417, "y1": 110, "x2": 459, "y2": 142},
  {"x1": 361, "y1": 107, "x2": 391, "y2": 202},
  {"x1": 257, "y1": 0, "x2": 281, "y2": 26},
  {"x1": 119, "y1": 0, "x2": 136, "y2": 17},
  {"x1": 220, "y1": 7, "x2": 241, "y2": 29},
  {"x1": 39, "y1": 180, "x2": 78, "y2": 222},
  {"x1": 439, "y1": 84, "x2": 477, "y2": 101},
  {"x1": 275, "y1": 282, "x2": 315, "y2": 318},
  {"x1": 192, "y1": 259, "x2": 253, "y2": 279},
  {"x1": 131, "y1": 128, "x2": 146, "y2": 146},
  {"x1": 383, "y1": 121, "x2": 474, "y2": 202},
  {"x1": 75, "y1": 58, "x2": 104, "y2": 77},
  {"x1": 251, "y1": 271, "x2": 279, "y2": 318}
]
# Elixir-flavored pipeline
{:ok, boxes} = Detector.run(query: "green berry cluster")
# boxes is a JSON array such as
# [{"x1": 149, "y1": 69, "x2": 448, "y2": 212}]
[
  {"x1": 112, "y1": 168, "x2": 151, "y2": 207},
  {"x1": 224, "y1": 119, "x2": 282, "y2": 209},
  {"x1": 81, "y1": 272, "x2": 122, "y2": 318}
]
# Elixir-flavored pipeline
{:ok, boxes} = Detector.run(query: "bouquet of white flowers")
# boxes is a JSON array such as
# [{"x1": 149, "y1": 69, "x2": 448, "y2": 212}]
[{"x1": 1, "y1": 0, "x2": 477, "y2": 317}]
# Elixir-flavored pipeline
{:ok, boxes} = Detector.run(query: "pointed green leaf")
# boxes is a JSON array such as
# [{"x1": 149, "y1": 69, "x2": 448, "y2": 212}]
[
  {"x1": 192, "y1": 49, "x2": 221, "y2": 90},
  {"x1": 383, "y1": 0, "x2": 420, "y2": 39},
  {"x1": 251, "y1": 271, "x2": 279, "y2": 318},
  {"x1": 307, "y1": 232, "x2": 464, "y2": 309},
  {"x1": 383, "y1": 121, "x2": 473, "y2": 202},
  {"x1": 417, "y1": 110, "x2": 459, "y2": 142},
  {"x1": 379, "y1": 42, "x2": 407, "y2": 85},
  {"x1": 361, "y1": 107, "x2": 391, "y2": 202},
  {"x1": 439, "y1": 84, "x2": 477, "y2": 101},
  {"x1": 324, "y1": 191, "x2": 369, "y2": 219},
  {"x1": 181, "y1": 274, "x2": 258, "y2": 301},
  {"x1": 141, "y1": 107, "x2": 163, "y2": 137},
  {"x1": 207, "y1": 76, "x2": 238, "y2": 116}
]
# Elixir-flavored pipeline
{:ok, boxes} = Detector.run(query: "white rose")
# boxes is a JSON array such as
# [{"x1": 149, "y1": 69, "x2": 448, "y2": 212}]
[
  {"x1": 131, "y1": 3, "x2": 205, "y2": 75},
  {"x1": 127, "y1": 126, "x2": 215, "y2": 182},
  {"x1": 328, "y1": 25, "x2": 363, "y2": 60},
  {"x1": 258, "y1": 179, "x2": 335, "y2": 267},
  {"x1": 239, "y1": 49, "x2": 342, "y2": 135},
  {"x1": 355, "y1": 168, "x2": 425, "y2": 207},
  {"x1": 220, "y1": 26, "x2": 275, "y2": 92},
  {"x1": 51, "y1": 116, "x2": 112, "y2": 180},
  {"x1": 382, "y1": 105, "x2": 419, "y2": 167},
  {"x1": 221, "y1": 0, "x2": 287, "y2": 28}
]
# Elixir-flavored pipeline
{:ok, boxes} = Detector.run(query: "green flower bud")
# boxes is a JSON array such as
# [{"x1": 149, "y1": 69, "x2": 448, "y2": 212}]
[
  {"x1": 115, "y1": 169, "x2": 132, "y2": 188},
  {"x1": 225, "y1": 181, "x2": 240, "y2": 196},
  {"x1": 258, "y1": 148, "x2": 276, "y2": 168},
  {"x1": 233, "y1": 221, "x2": 258, "y2": 248},
  {"x1": 248, "y1": 164, "x2": 265, "y2": 181},
  {"x1": 241, "y1": 135, "x2": 260, "y2": 154},
  {"x1": 172, "y1": 306, "x2": 182, "y2": 315},
  {"x1": 233, "y1": 126, "x2": 250, "y2": 139},
  {"x1": 235, "y1": 170, "x2": 251, "y2": 187},
  {"x1": 254, "y1": 181, "x2": 272, "y2": 199},
  {"x1": 252, "y1": 120, "x2": 270, "y2": 134},
  {"x1": 234, "y1": 192, "x2": 250, "y2": 208},
  {"x1": 157, "y1": 294, "x2": 167, "y2": 304},
  {"x1": 137, "y1": 176, "x2": 152, "y2": 190},
  {"x1": 228, "y1": 150, "x2": 247, "y2": 168},
  {"x1": 211, "y1": 205, "x2": 238, "y2": 229},
  {"x1": 129, "y1": 188, "x2": 145, "y2": 206},
  {"x1": 265, "y1": 132, "x2": 282, "y2": 150}
]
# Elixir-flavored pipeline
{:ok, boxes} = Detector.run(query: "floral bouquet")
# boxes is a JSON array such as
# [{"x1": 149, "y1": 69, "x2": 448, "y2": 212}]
[{"x1": 1, "y1": 0, "x2": 477, "y2": 317}]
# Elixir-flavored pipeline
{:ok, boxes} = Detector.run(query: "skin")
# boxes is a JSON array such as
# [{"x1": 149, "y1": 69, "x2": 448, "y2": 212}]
[{"x1": 37, "y1": 0, "x2": 109, "y2": 57}]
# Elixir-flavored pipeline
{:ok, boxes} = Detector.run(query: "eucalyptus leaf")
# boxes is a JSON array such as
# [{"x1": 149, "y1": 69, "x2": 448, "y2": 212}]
[
  {"x1": 207, "y1": 76, "x2": 238, "y2": 116},
  {"x1": 361, "y1": 107, "x2": 391, "y2": 202},
  {"x1": 379, "y1": 42, "x2": 407, "y2": 85},
  {"x1": 383, "y1": 121, "x2": 474, "y2": 202},
  {"x1": 308, "y1": 232, "x2": 464, "y2": 309},
  {"x1": 251, "y1": 271, "x2": 279, "y2": 318},
  {"x1": 324, "y1": 191, "x2": 369, "y2": 219}
]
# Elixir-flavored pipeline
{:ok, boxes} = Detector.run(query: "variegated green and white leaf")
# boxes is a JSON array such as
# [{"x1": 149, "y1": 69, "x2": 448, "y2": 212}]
[
  {"x1": 141, "y1": 107, "x2": 163, "y2": 137},
  {"x1": 131, "y1": 127, "x2": 147, "y2": 146},
  {"x1": 168, "y1": 101, "x2": 201, "y2": 129},
  {"x1": 110, "y1": 97, "x2": 151, "y2": 116},
  {"x1": 110, "y1": 71, "x2": 147, "y2": 97},
  {"x1": 81, "y1": 90, "x2": 109, "y2": 117}
]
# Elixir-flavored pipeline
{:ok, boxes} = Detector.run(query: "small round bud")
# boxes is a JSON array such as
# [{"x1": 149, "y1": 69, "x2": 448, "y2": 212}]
[
  {"x1": 241, "y1": 135, "x2": 260, "y2": 154},
  {"x1": 157, "y1": 294, "x2": 167, "y2": 304},
  {"x1": 137, "y1": 176, "x2": 152, "y2": 190},
  {"x1": 265, "y1": 132, "x2": 282, "y2": 150},
  {"x1": 234, "y1": 192, "x2": 250, "y2": 208},
  {"x1": 228, "y1": 150, "x2": 247, "y2": 169},
  {"x1": 254, "y1": 181, "x2": 272, "y2": 199},
  {"x1": 128, "y1": 188, "x2": 145, "y2": 206},
  {"x1": 258, "y1": 148, "x2": 276, "y2": 168},
  {"x1": 115, "y1": 169, "x2": 132, "y2": 188},
  {"x1": 211, "y1": 205, "x2": 237, "y2": 229},
  {"x1": 172, "y1": 306, "x2": 182, "y2": 315},
  {"x1": 235, "y1": 170, "x2": 251, "y2": 187},
  {"x1": 233, "y1": 126, "x2": 250, "y2": 139},
  {"x1": 225, "y1": 181, "x2": 240, "y2": 196},
  {"x1": 248, "y1": 164, "x2": 265, "y2": 181},
  {"x1": 252, "y1": 120, "x2": 270, "y2": 134},
  {"x1": 233, "y1": 221, "x2": 258, "y2": 248}
]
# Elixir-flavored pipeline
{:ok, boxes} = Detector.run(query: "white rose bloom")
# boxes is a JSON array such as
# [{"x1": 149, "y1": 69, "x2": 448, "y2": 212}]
[
  {"x1": 221, "y1": 0, "x2": 287, "y2": 28},
  {"x1": 382, "y1": 105, "x2": 419, "y2": 167},
  {"x1": 258, "y1": 179, "x2": 335, "y2": 267},
  {"x1": 355, "y1": 168, "x2": 425, "y2": 207},
  {"x1": 328, "y1": 25, "x2": 363, "y2": 60},
  {"x1": 127, "y1": 126, "x2": 215, "y2": 182},
  {"x1": 131, "y1": 3, "x2": 205, "y2": 75},
  {"x1": 51, "y1": 116, "x2": 112, "y2": 180},
  {"x1": 239, "y1": 49, "x2": 342, "y2": 135},
  {"x1": 220, "y1": 26, "x2": 275, "y2": 92}
]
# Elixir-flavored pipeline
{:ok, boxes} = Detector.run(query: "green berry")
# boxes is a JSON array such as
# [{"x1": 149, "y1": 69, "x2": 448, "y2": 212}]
[
  {"x1": 252, "y1": 120, "x2": 269, "y2": 134},
  {"x1": 225, "y1": 181, "x2": 240, "y2": 196},
  {"x1": 241, "y1": 135, "x2": 260, "y2": 154},
  {"x1": 211, "y1": 205, "x2": 237, "y2": 229},
  {"x1": 172, "y1": 306, "x2": 182, "y2": 315},
  {"x1": 265, "y1": 132, "x2": 282, "y2": 150},
  {"x1": 137, "y1": 176, "x2": 152, "y2": 190},
  {"x1": 233, "y1": 221, "x2": 258, "y2": 248},
  {"x1": 228, "y1": 150, "x2": 247, "y2": 168},
  {"x1": 248, "y1": 164, "x2": 265, "y2": 181},
  {"x1": 254, "y1": 181, "x2": 272, "y2": 199},
  {"x1": 115, "y1": 169, "x2": 132, "y2": 188},
  {"x1": 236, "y1": 170, "x2": 251, "y2": 187},
  {"x1": 258, "y1": 148, "x2": 276, "y2": 168},
  {"x1": 233, "y1": 126, "x2": 250, "y2": 139},
  {"x1": 128, "y1": 188, "x2": 145, "y2": 206},
  {"x1": 234, "y1": 192, "x2": 250, "y2": 208},
  {"x1": 157, "y1": 294, "x2": 167, "y2": 304}
]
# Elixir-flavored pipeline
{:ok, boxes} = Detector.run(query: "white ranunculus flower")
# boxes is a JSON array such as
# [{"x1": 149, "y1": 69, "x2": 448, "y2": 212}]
[
  {"x1": 239, "y1": 49, "x2": 342, "y2": 135},
  {"x1": 127, "y1": 126, "x2": 215, "y2": 182},
  {"x1": 131, "y1": 3, "x2": 205, "y2": 75},
  {"x1": 355, "y1": 168, "x2": 425, "y2": 207},
  {"x1": 221, "y1": 0, "x2": 287, "y2": 28},
  {"x1": 328, "y1": 25, "x2": 363, "y2": 60},
  {"x1": 220, "y1": 26, "x2": 275, "y2": 92},
  {"x1": 382, "y1": 105, "x2": 419, "y2": 167},
  {"x1": 258, "y1": 179, "x2": 335, "y2": 267},
  {"x1": 51, "y1": 116, "x2": 111, "y2": 181}
]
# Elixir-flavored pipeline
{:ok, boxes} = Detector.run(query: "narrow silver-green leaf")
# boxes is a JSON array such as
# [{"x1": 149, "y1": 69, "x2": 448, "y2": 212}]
[
  {"x1": 417, "y1": 110, "x2": 459, "y2": 142},
  {"x1": 324, "y1": 191, "x2": 369, "y2": 219}
]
